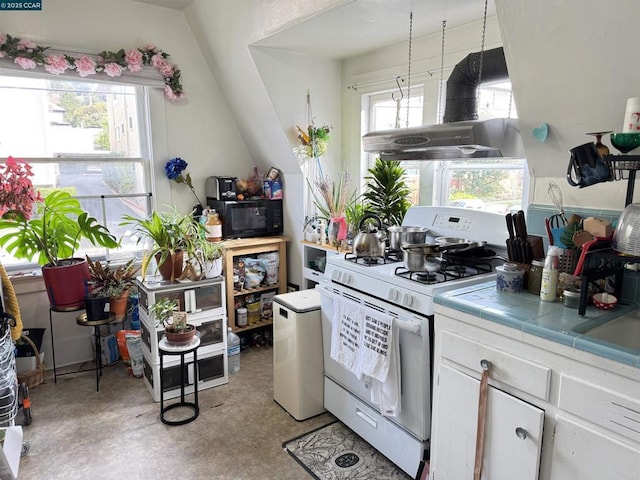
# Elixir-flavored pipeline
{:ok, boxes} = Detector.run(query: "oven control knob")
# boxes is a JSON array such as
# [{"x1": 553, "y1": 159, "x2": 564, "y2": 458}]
[
  {"x1": 387, "y1": 289, "x2": 399, "y2": 301},
  {"x1": 401, "y1": 293, "x2": 413, "y2": 307},
  {"x1": 331, "y1": 270, "x2": 341, "y2": 282}
]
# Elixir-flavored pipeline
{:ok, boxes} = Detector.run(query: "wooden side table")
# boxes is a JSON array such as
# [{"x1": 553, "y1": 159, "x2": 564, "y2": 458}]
[{"x1": 159, "y1": 336, "x2": 200, "y2": 426}]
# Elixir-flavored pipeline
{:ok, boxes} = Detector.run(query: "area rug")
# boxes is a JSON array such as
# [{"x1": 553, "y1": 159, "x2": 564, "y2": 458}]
[{"x1": 283, "y1": 421, "x2": 412, "y2": 479}]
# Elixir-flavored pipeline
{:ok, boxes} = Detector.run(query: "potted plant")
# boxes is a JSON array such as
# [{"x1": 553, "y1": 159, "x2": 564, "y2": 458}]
[
  {"x1": 149, "y1": 297, "x2": 195, "y2": 344},
  {"x1": 362, "y1": 158, "x2": 411, "y2": 229},
  {"x1": 197, "y1": 240, "x2": 225, "y2": 279},
  {"x1": 86, "y1": 256, "x2": 139, "y2": 321},
  {"x1": 0, "y1": 188, "x2": 118, "y2": 310},
  {"x1": 307, "y1": 171, "x2": 356, "y2": 246},
  {"x1": 120, "y1": 208, "x2": 205, "y2": 282}
]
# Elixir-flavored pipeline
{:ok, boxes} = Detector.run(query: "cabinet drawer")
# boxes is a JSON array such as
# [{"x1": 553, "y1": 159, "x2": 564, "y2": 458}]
[
  {"x1": 440, "y1": 331, "x2": 551, "y2": 401},
  {"x1": 559, "y1": 374, "x2": 640, "y2": 444}
]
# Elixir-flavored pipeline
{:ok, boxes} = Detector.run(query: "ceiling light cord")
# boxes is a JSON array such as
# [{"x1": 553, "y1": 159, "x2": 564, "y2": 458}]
[
  {"x1": 477, "y1": 0, "x2": 488, "y2": 101},
  {"x1": 438, "y1": 20, "x2": 446, "y2": 124},
  {"x1": 406, "y1": 11, "x2": 413, "y2": 128}
]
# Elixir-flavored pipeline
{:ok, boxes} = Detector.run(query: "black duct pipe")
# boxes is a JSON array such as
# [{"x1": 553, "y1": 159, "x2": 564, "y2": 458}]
[{"x1": 443, "y1": 46, "x2": 509, "y2": 123}]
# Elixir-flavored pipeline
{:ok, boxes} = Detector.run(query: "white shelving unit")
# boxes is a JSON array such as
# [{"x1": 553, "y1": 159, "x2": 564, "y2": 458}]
[
  {"x1": 301, "y1": 241, "x2": 346, "y2": 290},
  {"x1": 136, "y1": 276, "x2": 228, "y2": 402}
]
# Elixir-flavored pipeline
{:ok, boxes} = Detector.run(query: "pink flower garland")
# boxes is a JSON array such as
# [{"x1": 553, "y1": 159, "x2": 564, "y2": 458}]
[{"x1": 0, "y1": 33, "x2": 184, "y2": 101}]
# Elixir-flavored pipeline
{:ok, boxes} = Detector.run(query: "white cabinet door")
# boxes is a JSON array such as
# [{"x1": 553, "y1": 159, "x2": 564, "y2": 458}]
[
  {"x1": 550, "y1": 414, "x2": 640, "y2": 480},
  {"x1": 431, "y1": 364, "x2": 544, "y2": 480}
]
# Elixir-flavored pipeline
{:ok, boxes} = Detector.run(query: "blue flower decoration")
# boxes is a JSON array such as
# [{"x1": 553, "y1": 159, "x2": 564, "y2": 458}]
[
  {"x1": 164, "y1": 157, "x2": 203, "y2": 207},
  {"x1": 165, "y1": 157, "x2": 188, "y2": 180}
]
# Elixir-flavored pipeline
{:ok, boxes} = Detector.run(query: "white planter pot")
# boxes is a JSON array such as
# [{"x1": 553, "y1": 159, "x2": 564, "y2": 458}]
[{"x1": 204, "y1": 257, "x2": 223, "y2": 278}]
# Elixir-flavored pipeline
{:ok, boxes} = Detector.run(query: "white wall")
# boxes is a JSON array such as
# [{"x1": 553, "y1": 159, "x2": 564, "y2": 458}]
[
  {"x1": 496, "y1": 0, "x2": 640, "y2": 209},
  {"x1": 1, "y1": 0, "x2": 254, "y2": 366},
  {"x1": 184, "y1": 0, "x2": 344, "y2": 289}
]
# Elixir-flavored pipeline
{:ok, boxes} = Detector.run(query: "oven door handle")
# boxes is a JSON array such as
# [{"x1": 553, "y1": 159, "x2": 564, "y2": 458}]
[{"x1": 395, "y1": 318, "x2": 421, "y2": 334}]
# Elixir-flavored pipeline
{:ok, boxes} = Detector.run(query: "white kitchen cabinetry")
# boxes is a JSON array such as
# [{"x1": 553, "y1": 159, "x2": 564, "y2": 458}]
[
  {"x1": 432, "y1": 350, "x2": 545, "y2": 479},
  {"x1": 301, "y1": 241, "x2": 344, "y2": 289},
  {"x1": 432, "y1": 305, "x2": 640, "y2": 480},
  {"x1": 549, "y1": 415, "x2": 640, "y2": 480}
]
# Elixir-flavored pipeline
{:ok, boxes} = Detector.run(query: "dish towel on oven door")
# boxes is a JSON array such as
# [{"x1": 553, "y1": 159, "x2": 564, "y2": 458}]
[
  {"x1": 330, "y1": 295, "x2": 364, "y2": 375},
  {"x1": 359, "y1": 306, "x2": 400, "y2": 417}
]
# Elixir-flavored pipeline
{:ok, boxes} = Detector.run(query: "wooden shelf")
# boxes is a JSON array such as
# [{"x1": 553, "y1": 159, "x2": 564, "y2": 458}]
[
  {"x1": 233, "y1": 319, "x2": 273, "y2": 334},
  {"x1": 232, "y1": 283, "x2": 280, "y2": 297},
  {"x1": 222, "y1": 236, "x2": 288, "y2": 332},
  {"x1": 301, "y1": 240, "x2": 351, "y2": 254}
]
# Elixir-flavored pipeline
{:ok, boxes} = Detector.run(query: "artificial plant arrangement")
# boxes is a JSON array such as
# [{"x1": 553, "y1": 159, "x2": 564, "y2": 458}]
[
  {"x1": 362, "y1": 158, "x2": 412, "y2": 228},
  {"x1": 164, "y1": 157, "x2": 203, "y2": 213},
  {"x1": 296, "y1": 124, "x2": 332, "y2": 158},
  {"x1": 0, "y1": 33, "x2": 184, "y2": 101}
]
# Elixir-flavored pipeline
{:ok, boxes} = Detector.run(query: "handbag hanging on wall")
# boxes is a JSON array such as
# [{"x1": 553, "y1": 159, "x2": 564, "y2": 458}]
[{"x1": 567, "y1": 142, "x2": 613, "y2": 188}]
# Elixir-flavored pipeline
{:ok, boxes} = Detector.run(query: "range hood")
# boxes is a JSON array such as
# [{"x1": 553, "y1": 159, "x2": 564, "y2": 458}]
[
  {"x1": 362, "y1": 47, "x2": 525, "y2": 161},
  {"x1": 362, "y1": 117, "x2": 525, "y2": 160}
]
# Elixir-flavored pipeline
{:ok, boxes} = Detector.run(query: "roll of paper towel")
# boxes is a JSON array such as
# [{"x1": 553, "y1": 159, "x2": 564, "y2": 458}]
[{"x1": 622, "y1": 97, "x2": 640, "y2": 132}]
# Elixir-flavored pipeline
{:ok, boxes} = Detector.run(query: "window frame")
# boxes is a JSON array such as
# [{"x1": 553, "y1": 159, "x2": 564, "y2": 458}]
[{"x1": 0, "y1": 71, "x2": 155, "y2": 270}]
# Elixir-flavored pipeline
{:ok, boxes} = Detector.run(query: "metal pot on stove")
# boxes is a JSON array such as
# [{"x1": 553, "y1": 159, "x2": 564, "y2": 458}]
[
  {"x1": 401, "y1": 243, "x2": 443, "y2": 272},
  {"x1": 353, "y1": 213, "x2": 386, "y2": 258},
  {"x1": 387, "y1": 226, "x2": 429, "y2": 251}
]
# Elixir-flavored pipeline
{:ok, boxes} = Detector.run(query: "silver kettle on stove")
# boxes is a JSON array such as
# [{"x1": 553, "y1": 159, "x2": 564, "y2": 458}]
[{"x1": 353, "y1": 213, "x2": 386, "y2": 258}]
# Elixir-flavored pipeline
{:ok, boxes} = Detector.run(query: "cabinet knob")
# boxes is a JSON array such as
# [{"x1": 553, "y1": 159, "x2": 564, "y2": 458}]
[
  {"x1": 480, "y1": 359, "x2": 491, "y2": 371},
  {"x1": 515, "y1": 427, "x2": 528, "y2": 440}
]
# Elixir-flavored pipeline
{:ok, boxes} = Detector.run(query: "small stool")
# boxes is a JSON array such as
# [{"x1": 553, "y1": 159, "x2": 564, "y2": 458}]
[
  {"x1": 75, "y1": 312, "x2": 120, "y2": 392},
  {"x1": 159, "y1": 336, "x2": 200, "y2": 426}
]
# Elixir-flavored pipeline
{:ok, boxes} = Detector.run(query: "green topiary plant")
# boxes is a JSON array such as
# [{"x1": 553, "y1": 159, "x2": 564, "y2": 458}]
[{"x1": 362, "y1": 158, "x2": 412, "y2": 228}]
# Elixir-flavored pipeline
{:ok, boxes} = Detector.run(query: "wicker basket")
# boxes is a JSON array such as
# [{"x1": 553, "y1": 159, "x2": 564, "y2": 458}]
[{"x1": 16, "y1": 334, "x2": 45, "y2": 388}]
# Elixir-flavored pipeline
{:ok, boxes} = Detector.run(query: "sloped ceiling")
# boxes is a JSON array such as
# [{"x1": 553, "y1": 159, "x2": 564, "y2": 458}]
[{"x1": 135, "y1": 0, "x2": 495, "y2": 59}]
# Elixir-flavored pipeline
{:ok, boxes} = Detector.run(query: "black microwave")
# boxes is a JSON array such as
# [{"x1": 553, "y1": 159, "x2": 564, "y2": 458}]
[{"x1": 206, "y1": 199, "x2": 283, "y2": 239}]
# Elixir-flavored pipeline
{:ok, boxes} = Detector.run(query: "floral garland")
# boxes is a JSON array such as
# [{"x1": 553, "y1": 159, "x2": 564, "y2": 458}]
[{"x1": 0, "y1": 32, "x2": 184, "y2": 101}]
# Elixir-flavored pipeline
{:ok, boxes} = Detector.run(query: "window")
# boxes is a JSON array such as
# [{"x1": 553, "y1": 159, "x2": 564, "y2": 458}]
[
  {"x1": 362, "y1": 80, "x2": 526, "y2": 213},
  {"x1": 0, "y1": 73, "x2": 152, "y2": 267}
]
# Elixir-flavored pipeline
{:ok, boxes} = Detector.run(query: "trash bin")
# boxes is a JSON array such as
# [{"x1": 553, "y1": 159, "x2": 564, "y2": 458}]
[{"x1": 273, "y1": 289, "x2": 326, "y2": 420}]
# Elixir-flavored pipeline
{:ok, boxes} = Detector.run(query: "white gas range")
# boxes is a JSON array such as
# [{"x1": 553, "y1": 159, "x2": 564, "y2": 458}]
[{"x1": 318, "y1": 206, "x2": 509, "y2": 477}]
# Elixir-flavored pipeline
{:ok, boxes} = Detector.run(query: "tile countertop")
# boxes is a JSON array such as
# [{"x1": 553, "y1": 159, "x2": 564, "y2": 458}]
[{"x1": 434, "y1": 281, "x2": 640, "y2": 369}]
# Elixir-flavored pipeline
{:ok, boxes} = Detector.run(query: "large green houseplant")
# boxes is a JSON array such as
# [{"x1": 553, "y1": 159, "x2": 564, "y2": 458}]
[
  {"x1": 0, "y1": 190, "x2": 118, "y2": 309},
  {"x1": 362, "y1": 158, "x2": 412, "y2": 228},
  {"x1": 120, "y1": 208, "x2": 205, "y2": 282}
]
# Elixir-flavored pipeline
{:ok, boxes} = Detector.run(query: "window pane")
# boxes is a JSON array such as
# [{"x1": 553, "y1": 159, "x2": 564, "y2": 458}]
[{"x1": 0, "y1": 73, "x2": 151, "y2": 267}]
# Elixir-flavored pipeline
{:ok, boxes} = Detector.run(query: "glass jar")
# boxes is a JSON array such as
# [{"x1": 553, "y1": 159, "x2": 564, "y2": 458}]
[{"x1": 527, "y1": 259, "x2": 545, "y2": 295}]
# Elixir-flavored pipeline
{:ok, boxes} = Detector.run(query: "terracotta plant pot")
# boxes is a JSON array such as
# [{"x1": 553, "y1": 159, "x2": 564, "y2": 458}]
[
  {"x1": 156, "y1": 251, "x2": 184, "y2": 282},
  {"x1": 109, "y1": 290, "x2": 130, "y2": 322},
  {"x1": 42, "y1": 258, "x2": 91, "y2": 310},
  {"x1": 164, "y1": 324, "x2": 196, "y2": 344}
]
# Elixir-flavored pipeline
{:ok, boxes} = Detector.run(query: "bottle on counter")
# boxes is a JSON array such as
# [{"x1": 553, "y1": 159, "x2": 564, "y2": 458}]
[
  {"x1": 227, "y1": 327, "x2": 241, "y2": 374},
  {"x1": 527, "y1": 259, "x2": 545, "y2": 295},
  {"x1": 206, "y1": 210, "x2": 223, "y2": 242},
  {"x1": 540, "y1": 246, "x2": 559, "y2": 302}
]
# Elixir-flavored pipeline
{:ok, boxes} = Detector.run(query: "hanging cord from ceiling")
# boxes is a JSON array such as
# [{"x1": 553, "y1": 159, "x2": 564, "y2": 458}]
[
  {"x1": 475, "y1": 0, "x2": 489, "y2": 111},
  {"x1": 438, "y1": 20, "x2": 447, "y2": 124},
  {"x1": 305, "y1": 90, "x2": 324, "y2": 179},
  {"x1": 405, "y1": 11, "x2": 413, "y2": 128}
]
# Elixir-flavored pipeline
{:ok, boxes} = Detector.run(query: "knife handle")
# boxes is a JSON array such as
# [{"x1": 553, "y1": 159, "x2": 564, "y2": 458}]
[{"x1": 506, "y1": 214, "x2": 515, "y2": 239}]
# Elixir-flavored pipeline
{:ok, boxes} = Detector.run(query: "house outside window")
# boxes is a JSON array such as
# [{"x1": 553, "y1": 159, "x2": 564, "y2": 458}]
[{"x1": 0, "y1": 73, "x2": 152, "y2": 267}]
